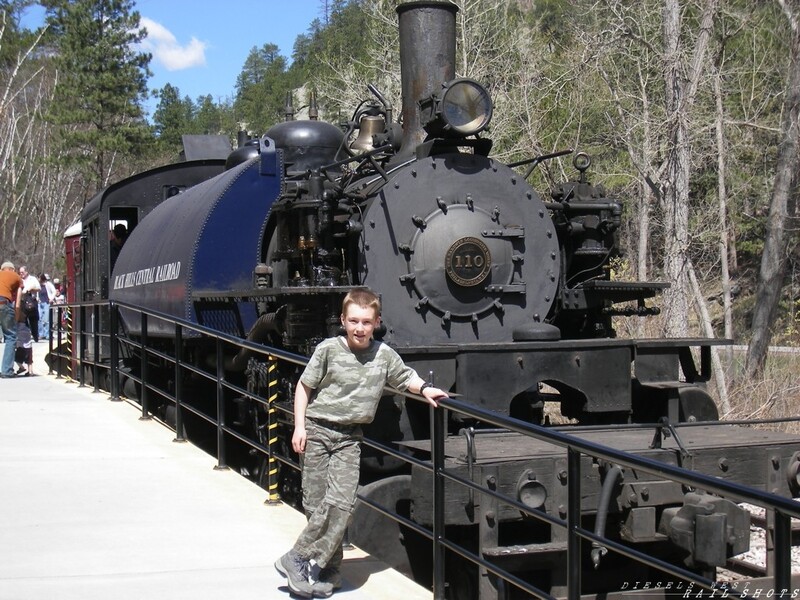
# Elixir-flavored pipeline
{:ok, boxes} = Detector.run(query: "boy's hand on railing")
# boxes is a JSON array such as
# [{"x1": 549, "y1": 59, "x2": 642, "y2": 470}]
[{"x1": 421, "y1": 386, "x2": 448, "y2": 409}]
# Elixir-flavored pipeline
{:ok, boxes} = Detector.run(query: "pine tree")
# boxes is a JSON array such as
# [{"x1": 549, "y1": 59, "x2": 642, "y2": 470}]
[
  {"x1": 194, "y1": 94, "x2": 227, "y2": 136},
  {"x1": 152, "y1": 83, "x2": 193, "y2": 151},
  {"x1": 233, "y1": 43, "x2": 290, "y2": 133},
  {"x1": 45, "y1": 0, "x2": 152, "y2": 190}
]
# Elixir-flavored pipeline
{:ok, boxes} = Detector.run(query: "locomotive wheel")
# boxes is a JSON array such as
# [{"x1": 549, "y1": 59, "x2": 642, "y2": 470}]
[
  {"x1": 349, "y1": 475, "x2": 431, "y2": 586},
  {"x1": 122, "y1": 375, "x2": 139, "y2": 400},
  {"x1": 361, "y1": 396, "x2": 417, "y2": 475}
]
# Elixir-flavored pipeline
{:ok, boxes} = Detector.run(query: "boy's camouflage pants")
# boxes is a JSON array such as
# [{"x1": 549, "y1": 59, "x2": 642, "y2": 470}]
[{"x1": 293, "y1": 419, "x2": 362, "y2": 569}]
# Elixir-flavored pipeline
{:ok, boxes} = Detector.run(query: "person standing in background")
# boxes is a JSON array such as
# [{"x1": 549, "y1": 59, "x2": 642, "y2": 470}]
[
  {"x1": 38, "y1": 274, "x2": 56, "y2": 340},
  {"x1": 52, "y1": 281, "x2": 67, "y2": 333},
  {"x1": 18, "y1": 266, "x2": 40, "y2": 342},
  {"x1": 110, "y1": 223, "x2": 127, "y2": 271},
  {"x1": 0, "y1": 261, "x2": 22, "y2": 377},
  {"x1": 52, "y1": 285, "x2": 65, "y2": 305},
  {"x1": 15, "y1": 319, "x2": 33, "y2": 376}
]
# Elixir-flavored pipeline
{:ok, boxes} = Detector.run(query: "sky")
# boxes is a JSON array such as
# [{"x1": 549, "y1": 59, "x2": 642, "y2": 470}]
[{"x1": 22, "y1": 0, "x2": 325, "y2": 118}]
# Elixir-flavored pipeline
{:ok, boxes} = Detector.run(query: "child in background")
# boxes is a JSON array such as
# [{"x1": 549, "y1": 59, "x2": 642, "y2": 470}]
[
  {"x1": 51, "y1": 287, "x2": 66, "y2": 332},
  {"x1": 15, "y1": 319, "x2": 33, "y2": 376}
]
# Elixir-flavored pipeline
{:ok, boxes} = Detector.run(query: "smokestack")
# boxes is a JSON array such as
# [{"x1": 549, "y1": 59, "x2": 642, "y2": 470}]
[{"x1": 395, "y1": 1, "x2": 458, "y2": 158}]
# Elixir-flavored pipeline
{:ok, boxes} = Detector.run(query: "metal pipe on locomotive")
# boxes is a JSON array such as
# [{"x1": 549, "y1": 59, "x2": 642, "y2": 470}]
[{"x1": 62, "y1": 1, "x2": 800, "y2": 598}]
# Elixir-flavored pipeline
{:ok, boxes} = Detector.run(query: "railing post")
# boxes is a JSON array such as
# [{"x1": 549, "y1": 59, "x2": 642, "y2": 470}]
[
  {"x1": 47, "y1": 306, "x2": 53, "y2": 374},
  {"x1": 774, "y1": 509, "x2": 791, "y2": 595},
  {"x1": 173, "y1": 324, "x2": 185, "y2": 442},
  {"x1": 567, "y1": 447, "x2": 582, "y2": 600},
  {"x1": 92, "y1": 303, "x2": 100, "y2": 393},
  {"x1": 214, "y1": 336, "x2": 228, "y2": 470},
  {"x1": 61, "y1": 306, "x2": 71, "y2": 381},
  {"x1": 78, "y1": 304, "x2": 87, "y2": 387},
  {"x1": 55, "y1": 306, "x2": 63, "y2": 379},
  {"x1": 109, "y1": 302, "x2": 120, "y2": 402},
  {"x1": 139, "y1": 312, "x2": 151, "y2": 420},
  {"x1": 265, "y1": 354, "x2": 280, "y2": 504},
  {"x1": 432, "y1": 404, "x2": 446, "y2": 600}
]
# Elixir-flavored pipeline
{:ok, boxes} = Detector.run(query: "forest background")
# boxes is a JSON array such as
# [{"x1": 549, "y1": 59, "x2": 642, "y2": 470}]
[{"x1": 0, "y1": 0, "x2": 799, "y2": 417}]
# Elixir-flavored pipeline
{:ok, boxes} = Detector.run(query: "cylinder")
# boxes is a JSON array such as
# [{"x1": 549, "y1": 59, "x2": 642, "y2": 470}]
[{"x1": 396, "y1": 1, "x2": 458, "y2": 157}]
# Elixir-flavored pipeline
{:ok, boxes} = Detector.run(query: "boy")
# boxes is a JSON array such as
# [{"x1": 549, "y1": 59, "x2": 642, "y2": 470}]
[
  {"x1": 275, "y1": 288, "x2": 448, "y2": 598},
  {"x1": 15, "y1": 319, "x2": 33, "y2": 376}
]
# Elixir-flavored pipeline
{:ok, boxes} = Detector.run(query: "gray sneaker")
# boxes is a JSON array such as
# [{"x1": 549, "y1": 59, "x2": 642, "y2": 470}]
[
  {"x1": 310, "y1": 566, "x2": 342, "y2": 598},
  {"x1": 275, "y1": 550, "x2": 314, "y2": 598}
]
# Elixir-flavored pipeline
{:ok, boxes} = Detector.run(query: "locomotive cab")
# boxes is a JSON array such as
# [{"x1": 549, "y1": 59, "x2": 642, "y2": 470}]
[{"x1": 78, "y1": 136, "x2": 231, "y2": 304}]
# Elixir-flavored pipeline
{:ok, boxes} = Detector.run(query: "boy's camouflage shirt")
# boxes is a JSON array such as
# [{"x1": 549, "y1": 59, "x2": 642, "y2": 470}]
[{"x1": 300, "y1": 336, "x2": 417, "y2": 424}]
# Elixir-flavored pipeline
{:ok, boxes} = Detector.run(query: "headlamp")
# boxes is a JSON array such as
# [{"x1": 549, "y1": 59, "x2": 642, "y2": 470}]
[{"x1": 420, "y1": 78, "x2": 493, "y2": 137}]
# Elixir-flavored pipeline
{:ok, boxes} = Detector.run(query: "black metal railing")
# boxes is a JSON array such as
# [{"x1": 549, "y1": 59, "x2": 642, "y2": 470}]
[
  {"x1": 47, "y1": 299, "x2": 800, "y2": 600},
  {"x1": 429, "y1": 398, "x2": 800, "y2": 599}
]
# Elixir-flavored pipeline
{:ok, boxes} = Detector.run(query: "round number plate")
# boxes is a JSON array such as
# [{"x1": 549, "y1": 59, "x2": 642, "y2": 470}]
[{"x1": 445, "y1": 237, "x2": 491, "y2": 287}]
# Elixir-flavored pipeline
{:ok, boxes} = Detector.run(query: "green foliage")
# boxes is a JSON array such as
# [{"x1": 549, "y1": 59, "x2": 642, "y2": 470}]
[
  {"x1": 0, "y1": 1, "x2": 42, "y2": 67},
  {"x1": 233, "y1": 43, "x2": 293, "y2": 134},
  {"x1": 195, "y1": 94, "x2": 229, "y2": 135},
  {"x1": 152, "y1": 83, "x2": 193, "y2": 151},
  {"x1": 45, "y1": 0, "x2": 153, "y2": 189},
  {"x1": 152, "y1": 85, "x2": 236, "y2": 155},
  {"x1": 290, "y1": 19, "x2": 323, "y2": 73},
  {"x1": 524, "y1": 0, "x2": 575, "y2": 47},
  {"x1": 288, "y1": 0, "x2": 372, "y2": 119}
]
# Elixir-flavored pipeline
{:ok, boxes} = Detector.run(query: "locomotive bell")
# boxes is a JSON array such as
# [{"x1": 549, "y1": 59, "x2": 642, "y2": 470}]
[{"x1": 350, "y1": 115, "x2": 386, "y2": 153}]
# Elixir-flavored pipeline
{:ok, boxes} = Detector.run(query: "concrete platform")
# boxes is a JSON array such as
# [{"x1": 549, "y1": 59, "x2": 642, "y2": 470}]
[{"x1": 0, "y1": 341, "x2": 432, "y2": 600}]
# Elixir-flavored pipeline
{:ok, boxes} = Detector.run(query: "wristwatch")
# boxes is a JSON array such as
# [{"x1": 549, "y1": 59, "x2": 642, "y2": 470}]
[{"x1": 420, "y1": 382, "x2": 433, "y2": 394}]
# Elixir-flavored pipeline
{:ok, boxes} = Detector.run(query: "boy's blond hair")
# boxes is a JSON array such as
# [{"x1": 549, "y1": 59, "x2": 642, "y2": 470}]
[{"x1": 342, "y1": 288, "x2": 381, "y2": 316}]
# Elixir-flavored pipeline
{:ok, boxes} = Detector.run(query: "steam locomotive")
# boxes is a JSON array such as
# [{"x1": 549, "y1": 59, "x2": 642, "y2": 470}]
[{"x1": 65, "y1": 1, "x2": 800, "y2": 598}]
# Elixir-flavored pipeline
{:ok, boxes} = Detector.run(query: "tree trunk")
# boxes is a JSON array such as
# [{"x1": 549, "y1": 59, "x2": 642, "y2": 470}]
[
  {"x1": 688, "y1": 259, "x2": 731, "y2": 413},
  {"x1": 660, "y1": 0, "x2": 718, "y2": 338},
  {"x1": 637, "y1": 66, "x2": 653, "y2": 285},
  {"x1": 661, "y1": 0, "x2": 690, "y2": 337},
  {"x1": 713, "y1": 60, "x2": 735, "y2": 376},
  {"x1": 745, "y1": 2, "x2": 800, "y2": 378}
]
